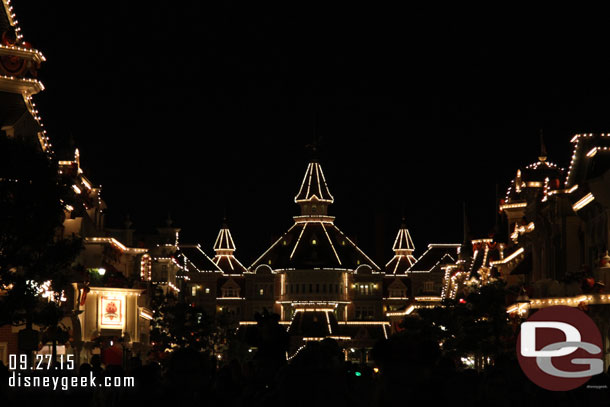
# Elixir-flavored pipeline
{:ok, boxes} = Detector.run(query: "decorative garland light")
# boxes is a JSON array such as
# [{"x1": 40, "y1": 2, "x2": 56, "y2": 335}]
[
  {"x1": 499, "y1": 202, "x2": 527, "y2": 211},
  {"x1": 490, "y1": 247, "x2": 524, "y2": 266},
  {"x1": 573, "y1": 192, "x2": 595, "y2": 211}
]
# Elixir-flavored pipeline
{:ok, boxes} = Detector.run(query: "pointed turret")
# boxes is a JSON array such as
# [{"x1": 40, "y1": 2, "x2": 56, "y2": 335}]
[
  {"x1": 294, "y1": 160, "x2": 334, "y2": 216},
  {"x1": 385, "y1": 218, "x2": 417, "y2": 274},
  {"x1": 0, "y1": 0, "x2": 49, "y2": 151},
  {"x1": 393, "y1": 218, "x2": 415, "y2": 253},
  {"x1": 157, "y1": 214, "x2": 180, "y2": 246},
  {"x1": 212, "y1": 219, "x2": 247, "y2": 274},
  {"x1": 213, "y1": 219, "x2": 236, "y2": 254}
]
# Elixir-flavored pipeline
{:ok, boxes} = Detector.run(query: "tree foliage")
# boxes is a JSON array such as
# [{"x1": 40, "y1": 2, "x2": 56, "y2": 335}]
[
  {"x1": 0, "y1": 135, "x2": 82, "y2": 329},
  {"x1": 400, "y1": 280, "x2": 515, "y2": 365},
  {"x1": 149, "y1": 287, "x2": 216, "y2": 354}
]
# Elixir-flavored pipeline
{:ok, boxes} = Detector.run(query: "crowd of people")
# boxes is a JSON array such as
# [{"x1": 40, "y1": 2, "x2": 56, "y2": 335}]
[{"x1": 1, "y1": 337, "x2": 609, "y2": 406}]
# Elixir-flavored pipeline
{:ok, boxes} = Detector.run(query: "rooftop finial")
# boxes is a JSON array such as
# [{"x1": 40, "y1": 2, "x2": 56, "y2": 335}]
[
  {"x1": 306, "y1": 138, "x2": 319, "y2": 162},
  {"x1": 75, "y1": 148, "x2": 81, "y2": 169},
  {"x1": 124, "y1": 213, "x2": 132, "y2": 229},
  {"x1": 493, "y1": 183, "x2": 500, "y2": 236},
  {"x1": 539, "y1": 129, "x2": 547, "y2": 162},
  {"x1": 462, "y1": 202, "x2": 471, "y2": 246},
  {"x1": 305, "y1": 111, "x2": 320, "y2": 162}
]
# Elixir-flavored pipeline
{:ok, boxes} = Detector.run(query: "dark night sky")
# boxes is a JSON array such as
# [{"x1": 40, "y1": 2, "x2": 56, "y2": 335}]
[{"x1": 13, "y1": 3, "x2": 610, "y2": 265}]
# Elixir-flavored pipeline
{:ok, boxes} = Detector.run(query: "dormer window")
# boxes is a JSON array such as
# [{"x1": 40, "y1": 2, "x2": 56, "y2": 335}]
[
  {"x1": 222, "y1": 283, "x2": 240, "y2": 298},
  {"x1": 390, "y1": 289, "x2": 405, "y2": 297}
]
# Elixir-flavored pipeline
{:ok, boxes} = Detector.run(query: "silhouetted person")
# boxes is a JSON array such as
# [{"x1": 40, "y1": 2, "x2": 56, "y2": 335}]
[
  {"x1": 90, "y1": 354, "x2": 104, "y2": 378},
  {"x1": 159, "y1": 348, "x2": 212, "y2": 407}
]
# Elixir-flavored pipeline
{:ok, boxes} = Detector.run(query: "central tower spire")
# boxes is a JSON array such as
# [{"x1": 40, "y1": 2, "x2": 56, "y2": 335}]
[{"x1": 294, "y1": 159, "x2": 334, "y2": 216}]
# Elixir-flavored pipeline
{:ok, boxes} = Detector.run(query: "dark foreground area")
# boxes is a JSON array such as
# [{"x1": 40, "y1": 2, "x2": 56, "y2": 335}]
[{"x1": 1, "y1": 338, "x2": 609, "y2": 407}]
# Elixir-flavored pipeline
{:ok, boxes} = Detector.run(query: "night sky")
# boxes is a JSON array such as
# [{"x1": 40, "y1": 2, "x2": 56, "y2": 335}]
[{"x1": 14, "y1": 3, "x2": 610, "y2": 265}]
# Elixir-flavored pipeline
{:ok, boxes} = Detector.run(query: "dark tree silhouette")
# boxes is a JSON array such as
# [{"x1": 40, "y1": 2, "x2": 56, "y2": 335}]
[
  {"x1": 149, "y1": 287, "x2": 216, "y2": 354},
  {"x1": 0, "y1": 136, "x2": 82, "y2": 354},
  {"x1": 398, "y1": 279, "x2": 515, "y2": 370}
]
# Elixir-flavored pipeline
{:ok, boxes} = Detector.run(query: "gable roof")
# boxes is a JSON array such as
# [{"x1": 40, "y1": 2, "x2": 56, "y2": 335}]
[
  {"x1": 177, "y1": 245, "x2": 222, "y2": 273},
  {"x1": 407, "y1": 244, "x2": 460, "y2": 273},
  {"x1": 250, "y1": 220, "x2": 379, "y2": 271}
]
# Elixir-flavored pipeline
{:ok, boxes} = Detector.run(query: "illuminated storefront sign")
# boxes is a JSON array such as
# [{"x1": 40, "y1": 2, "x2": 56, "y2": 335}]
[{"x1": 100, "y1": 294, "x2": 125, "y2": 329}]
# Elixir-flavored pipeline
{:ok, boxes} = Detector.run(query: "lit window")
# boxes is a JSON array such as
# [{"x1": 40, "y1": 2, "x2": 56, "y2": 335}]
[
  {"x1": 259, "y1": 289, "x2": 264, "y2": 296},
  {"x1": 205, "y1": 288, "x2": 210, "y2": 294},
  {"x1": 192, "y1": 286, "x2": 197, "y2": 297},
  {"x1": 355, "y1": 306, "x2": 374, "y2": 320},
  {"x1": 311, "y1": 239, "x2": 317, "y2": 246}
]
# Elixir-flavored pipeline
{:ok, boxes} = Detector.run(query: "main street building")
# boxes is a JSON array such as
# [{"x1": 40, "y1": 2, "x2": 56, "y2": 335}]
[{"x1": 179, "y1": 158, "x2": 458, "y2": 357}]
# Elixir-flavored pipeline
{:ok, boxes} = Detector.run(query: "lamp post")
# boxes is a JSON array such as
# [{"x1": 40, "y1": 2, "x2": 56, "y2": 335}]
[{"x1": 121, "y1": 332, "x2": 131, "y2": 369}]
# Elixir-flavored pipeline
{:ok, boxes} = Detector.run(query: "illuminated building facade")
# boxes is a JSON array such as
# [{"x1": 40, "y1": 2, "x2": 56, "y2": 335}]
[
  {"x1": 484, "y1": 134, "x2": 610, "y2": 369},
  {"x1": 247, "y1": 158, "x2": 392, "y2": 355},
  {"x1": 178, "y1": 158, "x2": 466, "y2": 357},
  {"x1": 495, "y1": 136, "x2": 607, "y2": 289},
  {"x1": 56, "y1": 150, "x2": 156, "y2": 361},
  {"x1": 0, "y1": 0, "x2": 48, "y2": 362},
  {"x1": 0, "y1": 0, "x2": 157, "y2": 360}
]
